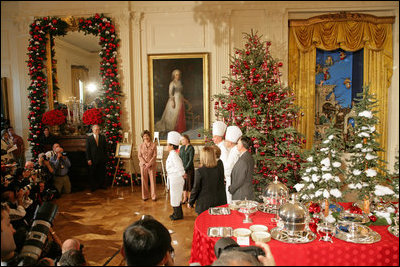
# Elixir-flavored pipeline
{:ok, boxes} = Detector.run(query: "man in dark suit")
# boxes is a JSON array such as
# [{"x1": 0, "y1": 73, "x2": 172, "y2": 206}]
[
  {"x1": 229, "y1": 136, "x2": 255, "y2": 200},
  {"x1": 86, "y1": 124, "x2": 107, "y2": 192}
]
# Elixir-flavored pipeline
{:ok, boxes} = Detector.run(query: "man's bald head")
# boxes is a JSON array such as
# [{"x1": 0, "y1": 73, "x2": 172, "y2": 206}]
[
  {"x1": 62, "y1": 239, "x2": 81, "y2": 254},
  {"x1": 24, "y1": 161, "x2": 34, "y2": 170}
]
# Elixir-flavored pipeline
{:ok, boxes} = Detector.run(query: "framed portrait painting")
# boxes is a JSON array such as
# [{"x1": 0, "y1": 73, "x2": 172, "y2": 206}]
[{"x1": 148, "y1": 53, "x2": 209, "y2": 145}]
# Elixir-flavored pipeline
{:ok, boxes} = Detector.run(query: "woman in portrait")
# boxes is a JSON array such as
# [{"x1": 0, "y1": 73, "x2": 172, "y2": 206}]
[
  {"x1": 155, "y1": 69, "x2": 186, "y2": 134},
  {"x1": 179, "y1": 134, "x2": 195, "y2": 204},
  {"x1": 188, "y1": 146, "x2": 227, "y2": 215},
  {"x1": 138, "y1": 130, "x2": 157, "y2": 201}
]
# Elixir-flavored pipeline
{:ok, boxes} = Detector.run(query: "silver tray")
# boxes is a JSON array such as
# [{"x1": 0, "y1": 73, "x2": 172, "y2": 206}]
[
  {"x1": 335, "y1": 224, "x2": 381, "y2": 244},
  {"x1": 388, "y1": 225, "x2": 399, "y2": 237},
  {"x1": 270, "y1": 227, "x2": 316, "y2": 244},
  {"x1": 207, "y1": 227, "x2": 233, "y2": 237},
  {"x1": 208, "y1": 207, "x2": 231, "y2": 215}
]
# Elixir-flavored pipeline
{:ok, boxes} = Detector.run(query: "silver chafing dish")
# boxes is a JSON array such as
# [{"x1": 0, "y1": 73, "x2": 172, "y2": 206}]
[
  {"x1": 277, "y1": 193, "x2": 309, "y2": 233},
  {"x1": 270, "y1": 194, "x2": 316, "y2": 243},
  {"x1": 259, "y1": 176, "x2": 289, "y2": 214}
]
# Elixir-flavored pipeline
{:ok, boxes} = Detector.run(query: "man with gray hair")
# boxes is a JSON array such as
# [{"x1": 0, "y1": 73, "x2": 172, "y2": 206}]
[
  {"x1": 50, "y1": 146, "x2": 71, "y2": 195},
  {"x1": 86, "y1": 124, "x2": 107, "y2": 192}
]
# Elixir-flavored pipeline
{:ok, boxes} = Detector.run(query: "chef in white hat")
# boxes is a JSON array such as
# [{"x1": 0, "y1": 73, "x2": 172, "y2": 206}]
[
  {"x1": 166, "y1": 131, "x2": 185, "y2": 220},
  {"x1": 212, "y1": 121, "x2": 228, "y2": 163},
  {"x1": 223, "y1": 126, "x2": 242, "y2": 203}
]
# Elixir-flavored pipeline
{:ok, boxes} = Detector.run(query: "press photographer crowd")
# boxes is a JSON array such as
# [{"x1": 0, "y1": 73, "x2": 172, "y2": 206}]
[{"x1": 1, "y1": 127, "x2": 88, "y2": 266}]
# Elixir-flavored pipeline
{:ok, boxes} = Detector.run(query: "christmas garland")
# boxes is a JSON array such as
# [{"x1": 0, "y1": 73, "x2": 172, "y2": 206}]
[
  {"x1": 27, "y1": 14, "x2": 133, "y2": 185},
  {"x1": 27, "y1": 17, "x2": 68, "y2": 158}
]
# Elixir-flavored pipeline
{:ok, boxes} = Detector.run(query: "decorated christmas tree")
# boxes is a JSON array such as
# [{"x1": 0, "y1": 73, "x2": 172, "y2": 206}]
[
  {"x1": 213, "y1": 31, "x2": 305, "y2": 194},
  {"x1": 295, "y1": 120, "x2": 345, "y2": 207},
  {"x1": 391, "y1": 151, "x2": 399, "y2": 199},
  {"x1": 344, "y1": 86, "x2": 393, "y2": 204},
  {"x1": 78, "y1": 14, "x2": 132, "y2": 186}
]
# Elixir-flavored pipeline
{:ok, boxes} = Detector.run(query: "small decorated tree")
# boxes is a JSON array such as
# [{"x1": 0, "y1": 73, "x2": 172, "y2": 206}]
[
  {"x1": 345, "y1": 86, "x2": 393, "y2": 212},
  {"x1": 391, "y1": 151, "x2": 399, "y2": 199},
  {"x1": 213, "y1": 31, "x2": 305, "y2": 195},
  {"x1": 295, "y1": 120, "x2": 344, "y2": 219}
]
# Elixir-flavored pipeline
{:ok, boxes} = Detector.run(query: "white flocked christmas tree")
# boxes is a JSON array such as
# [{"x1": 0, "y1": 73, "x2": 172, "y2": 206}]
[
  {"x1": 295, "y1": 120, "x2": 344, "y2": 212},
  {"x1": 345, "y1": 86, "x2": 394, "y2": 205}
]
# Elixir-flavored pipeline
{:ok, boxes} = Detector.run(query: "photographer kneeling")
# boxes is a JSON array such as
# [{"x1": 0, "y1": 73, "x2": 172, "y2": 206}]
[{"x1": 50, "y1": 147, "x2": 71, "y2": 196}]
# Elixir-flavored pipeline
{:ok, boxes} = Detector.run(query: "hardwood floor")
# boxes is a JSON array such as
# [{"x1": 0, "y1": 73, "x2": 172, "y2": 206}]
[{"x1": 52, "y1": 185, "x2": 198, "y2": 266}]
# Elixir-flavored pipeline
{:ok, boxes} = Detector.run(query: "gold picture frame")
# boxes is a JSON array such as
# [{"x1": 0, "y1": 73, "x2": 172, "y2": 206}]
[
  {"x1": 149, "y1": 53, "x2": 209, "y2": 145},
  {"x1": 115, "y1": 143, "x2": 133, "y2": 159}
]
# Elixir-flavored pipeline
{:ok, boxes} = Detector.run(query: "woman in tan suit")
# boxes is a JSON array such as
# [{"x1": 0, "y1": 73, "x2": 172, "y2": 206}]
[{"x1": 138, "y1": 130, "x2": 157, "y2": 201}]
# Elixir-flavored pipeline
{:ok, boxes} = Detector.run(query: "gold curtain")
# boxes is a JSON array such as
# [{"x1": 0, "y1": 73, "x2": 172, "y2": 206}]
[
  {"x1": 288, "y1": 13, "x2": 394, "y2": 162},
  {"x1": 71, "y1": 66, "x2": 89, "y2": 99}
]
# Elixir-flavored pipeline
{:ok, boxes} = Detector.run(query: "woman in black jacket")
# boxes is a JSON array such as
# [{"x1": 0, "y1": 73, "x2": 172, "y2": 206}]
[{"x1": 188, "y1": 146, "x2": 227, "y2": 215}]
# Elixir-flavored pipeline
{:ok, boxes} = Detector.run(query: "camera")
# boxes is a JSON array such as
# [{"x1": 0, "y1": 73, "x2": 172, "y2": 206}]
[
  {"x1": 214, "y1": 237, "x2": 265, "y2": 260},
  {"x1": 20, "y1": 183, "x2": 34, "y2": 192},
  {"x1": 18, "y1": 202, "x2": 58, "y2": 266}
]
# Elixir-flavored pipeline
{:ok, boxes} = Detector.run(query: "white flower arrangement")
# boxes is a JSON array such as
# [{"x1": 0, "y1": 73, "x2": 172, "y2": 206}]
[
  {"x1": 361, "y1": 148, "x2": 373, "y2": 153},
  {"x1": 321, "y1": 166, "x2": 332, "y2": 172},
  {"x1": 302, "y1": 176, "x2": 310, "y2": 182},
  {"x1": 294, "y1": 183, "x2": 305, "y2": 192},
  {"x1": 320, "y1": 157, "x2": 330, "y2": 167},
  {"x1": 332, "y1": 161, "x2": 341, "y2": 168},
  {"x1": 307, "y1": 184, "x2": 315, "y2": 189},
  {"x1": 311, "y1": 174, "x2": 320, "y2": 182},
  {"x1": 374, "y1": 185, "x2": 395, "y2": 196},
  {"x1": 358, "y1": 110, "x2": 373, "y2": 118},
  {"x1": 358, "y1": 132, "x2": 370, "y2": 138},
  {"x1": 305, "y1": 168, "x2": 311, "y2": 173},
  {"x1": 312, "y1": 167, "x2": 318, "y2": 172},
  {"x1": 315, "y1": 189, "x2": 323, "y2": 197},
  {"x1": 348, "y1": 183, "x2": 363, "y2": 189},
  {"x1": 322, "y1": 173, "x2": 333, "y2": 181},
  {"x1": 365, "y1": 169, "x2": 377, "y2": 177},
  {"x1": 330, "y1": 188, "x2": 342, "y2": 198}
]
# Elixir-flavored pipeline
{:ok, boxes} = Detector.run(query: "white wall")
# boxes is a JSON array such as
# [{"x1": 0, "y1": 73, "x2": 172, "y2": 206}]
[{"x1": 1, "y1": 1, "x2": 399, "y2": 170}]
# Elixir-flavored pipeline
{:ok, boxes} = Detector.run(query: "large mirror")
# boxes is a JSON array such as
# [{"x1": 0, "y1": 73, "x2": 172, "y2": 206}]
[{"x1": 54, "y1": 31, "x2": 102, "y2": 106}]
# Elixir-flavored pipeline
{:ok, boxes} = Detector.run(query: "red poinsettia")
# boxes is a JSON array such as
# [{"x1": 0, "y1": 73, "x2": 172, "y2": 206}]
[
  {"x1": 82, "y1": 108, "x2": 103, "y2": 125},
  {"x1": 42, "y1": 109, "x2": 66, "y2": 126}
]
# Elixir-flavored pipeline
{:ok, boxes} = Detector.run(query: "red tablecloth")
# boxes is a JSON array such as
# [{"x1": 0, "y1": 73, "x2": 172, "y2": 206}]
[{"x1": 189, "y1": 204, "x2": 399, "y2": 266}]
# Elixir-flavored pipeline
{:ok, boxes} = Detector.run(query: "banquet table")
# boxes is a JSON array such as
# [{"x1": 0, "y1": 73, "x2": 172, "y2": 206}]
[{"x1": 189, "y1": 204, "x2": 399, "y2": 266}]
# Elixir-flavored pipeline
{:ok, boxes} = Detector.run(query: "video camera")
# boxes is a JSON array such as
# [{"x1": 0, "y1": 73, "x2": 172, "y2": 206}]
[
  {"x1": 18, "y1": 202, "x2": 58, "y2": 266},
  {"x1": 214, "y1": 237, "x2": 265, "y2": 260}
]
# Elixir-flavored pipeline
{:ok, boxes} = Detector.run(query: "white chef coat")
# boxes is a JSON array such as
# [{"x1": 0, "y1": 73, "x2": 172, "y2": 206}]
[
  {"x1": 166, "y1": 150, "x2": 185, "y2": 207},
  {"x1": 223, "y1": 145, "x2": 240, "y2": 204},
  {"x1": 217, "y1": 141, "x2": 229, "y2": 164}
]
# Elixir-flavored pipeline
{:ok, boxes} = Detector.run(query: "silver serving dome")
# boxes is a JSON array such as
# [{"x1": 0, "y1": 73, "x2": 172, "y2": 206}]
[
  {"x1": 277, "y1": 194, "x2": 309, "y2": 233},
  {"x1": 261, "y1": 176, "x2": 289, "y2": 211}
]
